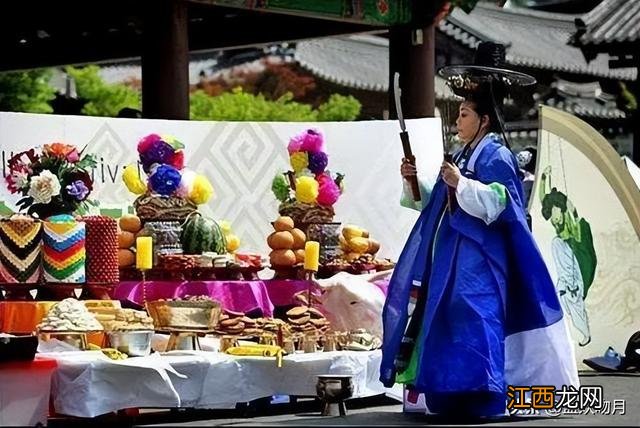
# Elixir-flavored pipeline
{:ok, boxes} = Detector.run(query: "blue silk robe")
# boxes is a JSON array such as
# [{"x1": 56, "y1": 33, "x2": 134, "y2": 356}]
[{"x1": 380, "y1": 134, "x2": 564, "y2": 416}]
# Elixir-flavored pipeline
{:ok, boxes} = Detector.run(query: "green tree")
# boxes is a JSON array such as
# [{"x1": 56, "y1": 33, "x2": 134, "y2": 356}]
[
  {"x1": 316, "y1": 94, "x2": 361, "y2": 121},
  {"x1": 620, "y1": 82, "x2": 637, "y2": 113},
  {"x1": 0, "y1": 69, "x2": 56, "y2": 113},
  {"x1": 190, "y1": 88, "x2": 360, "y2": 121},
  {"x1": 66, "y1": 66, "x2": 140, "y2": 117}
]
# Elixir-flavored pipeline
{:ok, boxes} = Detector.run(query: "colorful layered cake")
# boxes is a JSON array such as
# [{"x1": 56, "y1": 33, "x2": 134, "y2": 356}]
[
  {"x1": 0, "y1": 215, "x2": 42, "y2": 283},
  {"x1": 43, "y1": 215, "x2": 86, "y2": 283}
]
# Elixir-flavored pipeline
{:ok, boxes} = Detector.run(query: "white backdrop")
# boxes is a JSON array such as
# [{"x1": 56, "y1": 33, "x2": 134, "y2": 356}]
[
  {"x1": 532, "y1": 107, "x2": 640, "y2": 366},
  {"x1": 0, "y1": 112, "x2": 443, "y2": 260}
]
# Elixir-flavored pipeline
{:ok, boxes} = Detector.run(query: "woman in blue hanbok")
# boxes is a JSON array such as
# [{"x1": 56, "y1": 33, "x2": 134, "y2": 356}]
[{"x1": 380, "y1": 42, "x2": 579, "y2": 418}]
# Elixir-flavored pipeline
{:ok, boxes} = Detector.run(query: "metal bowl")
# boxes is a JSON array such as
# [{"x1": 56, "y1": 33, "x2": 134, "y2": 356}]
[
  {"x1": 107, "y1": 330, "x2": 154, "y2": 357},
  {"x1": 316, "y1": 374, "x2": 354, "y2": 403}
]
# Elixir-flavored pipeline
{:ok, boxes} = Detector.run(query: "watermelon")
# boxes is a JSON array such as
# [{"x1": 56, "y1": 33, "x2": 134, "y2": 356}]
[{"x1": 181, "y1": 212, "x2": 227, "y2": 255}]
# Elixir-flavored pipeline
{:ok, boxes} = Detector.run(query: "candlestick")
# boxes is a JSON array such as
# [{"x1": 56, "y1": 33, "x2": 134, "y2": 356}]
[
  {"x1": 277, "y1": 324, "x2": 284, "y2": 348},
  {"x1": 136, "y1": 236, "x2": 152, "y2": 306},
  {"x1": 304, "y1": 241, "x2": 319, "y2": 272},
  {"x1": 304, "y1": 269, "x2": 316, "y2": 315},
  {"x1": 141, "y1": 269, "x2": 149, "y2": 306}
]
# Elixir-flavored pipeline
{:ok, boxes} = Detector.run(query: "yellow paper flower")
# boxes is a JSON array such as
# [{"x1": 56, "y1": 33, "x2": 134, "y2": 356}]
[
  {"x1": 226, "y1": 234, "x2": 240, "y2": 252},
  {"x1": 218, "y1": 220, "x2": 232, "y2": 235},
  {"x1": 295, "y1": 176, "x2": 318, "y2": 204},
  {"x1": 122, "y1": 164, "x2": 147, "y2": 195},
  {"x1": 189, "y1": 174, "x2": 214, "y2": 205},
  {"x1": 290, "y1": 152, "x2": 309, "y2": 173}
]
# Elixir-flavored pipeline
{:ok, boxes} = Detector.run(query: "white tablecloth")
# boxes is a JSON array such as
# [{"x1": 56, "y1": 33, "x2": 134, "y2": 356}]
[{"x1": 44, "y1": 350, "x2": 398, "y2": 418}]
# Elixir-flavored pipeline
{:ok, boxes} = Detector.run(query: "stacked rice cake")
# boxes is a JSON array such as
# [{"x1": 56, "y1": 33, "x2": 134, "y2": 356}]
[
  {"x1": 85, "y1": 301, "x2": 154, "y2": 331},
  {"x1": 38, "y1": 298, "x2": 103, "y2": 332}
]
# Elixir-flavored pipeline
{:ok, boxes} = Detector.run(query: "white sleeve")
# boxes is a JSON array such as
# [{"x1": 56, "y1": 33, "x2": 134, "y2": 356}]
[
  {"x1": 400, "y1": 175, "x2": 435, "y2": 212},
  {"x1": 455, "y1": 175, "x2": 507, "y2": 225}
]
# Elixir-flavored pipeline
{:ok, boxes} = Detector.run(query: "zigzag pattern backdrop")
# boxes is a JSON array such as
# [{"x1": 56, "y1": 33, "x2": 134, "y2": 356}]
[
  {"x1": 43, "y1": 219, "x2": 86, "y2": 283},
  {"x1": 0, "y1": 112, "x2": 443, "y2": 260},
  {"x1": 0, "y1": 217, "x2": 42, "y2": 283}
]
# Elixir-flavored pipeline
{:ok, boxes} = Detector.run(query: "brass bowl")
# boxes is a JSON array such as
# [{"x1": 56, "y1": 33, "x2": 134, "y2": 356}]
[{"x1": 107, "y1": 330, "x2": 154, "y2": 357}]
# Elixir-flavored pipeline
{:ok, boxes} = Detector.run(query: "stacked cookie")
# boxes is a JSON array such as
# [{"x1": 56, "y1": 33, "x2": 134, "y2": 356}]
[
  {"x1": 255, "y1": 317, "x2": 291, "y2": 337},
  {"x1": 286, "y1": 306, "x2": 331, "y2": 335},
  {"x1": 215, "y1": 311, "x2": 295, "y2": 338},
  {"x1": 215, "y1": 309, "x2": 248, "y2": 336},
  {"x1": 214, "y1": 307, "x2": 331, "y2": 341},
  {"x1": 157, "y1": 254, "x2": 198, "y2": 271}
]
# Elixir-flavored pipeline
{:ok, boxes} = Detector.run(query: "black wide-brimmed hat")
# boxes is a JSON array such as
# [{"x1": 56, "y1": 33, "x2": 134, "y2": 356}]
[{"x1": 438, "y1": 42, "x2": 536, "y2": 98}]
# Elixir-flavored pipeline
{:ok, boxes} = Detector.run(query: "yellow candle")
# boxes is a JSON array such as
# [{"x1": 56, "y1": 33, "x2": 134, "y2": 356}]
[
  {"x1": 304, "y1": 241, "x2": 320, "y2": 272},
  {"x1": 136, "y1": 237, "x2": 153, "y2": 270}
]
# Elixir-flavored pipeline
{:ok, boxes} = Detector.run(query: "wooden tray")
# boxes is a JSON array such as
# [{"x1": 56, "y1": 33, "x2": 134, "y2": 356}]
[
  {"x1": 146, "y1": 300, "x2": 222, "y2": 331},
  {"x1": 37, "y1": 329, "x2": 103, "y2": 335},
  {"x1": 0, "y1": 282, "x2": 39, "y2": 300},
  {"x1": 270, "y1": 264, "x2": 305, "y2": 280}
]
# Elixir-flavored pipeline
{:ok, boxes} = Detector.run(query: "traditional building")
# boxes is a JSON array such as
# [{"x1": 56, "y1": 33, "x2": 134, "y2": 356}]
[
  {"x1": 568, "y1": 0, "x2": 640, "y2": 161},
  {"x1": 437, "y1": 2, "x2": 634, "y2": 153}
]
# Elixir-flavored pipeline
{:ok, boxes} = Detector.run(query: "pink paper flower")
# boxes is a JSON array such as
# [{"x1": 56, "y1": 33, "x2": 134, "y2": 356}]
[
  {"x1": 287, "y1": 133, "x2": 305, "y2": 155},
  {"x1": 317, "y1": 178, "x2": 340, "y2": 206},
  {"x1": 300, "y1": 129, "x2": 324, "y2": 153},
  {"x1": 138, "y1": 133, "x2": 162, "y2": 154},
  {"x1": 66, "y1": 147, "x2": 80, "y2": 163}
]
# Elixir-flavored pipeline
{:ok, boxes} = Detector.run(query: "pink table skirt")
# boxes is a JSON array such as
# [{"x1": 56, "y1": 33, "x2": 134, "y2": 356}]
[
  {"x1": 113, "y1": 278, "x2": 389, "y2": 318},
  {"x1": 113, "y1": 280, "x2": 318, "y2": 317}
]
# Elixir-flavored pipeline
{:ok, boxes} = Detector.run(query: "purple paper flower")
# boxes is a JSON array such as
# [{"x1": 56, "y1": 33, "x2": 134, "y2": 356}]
[
  {"x1": 307, "y1": 151, "x2": 328, "y2": 174},
  {"x1": 149, "y1": 164, "x2": 182, "y2": 196},
  {"x1": 66, "y1": 180, "x2": 90, "y2": 201},
  {"x1": 139, "y1": 139, "x2": 175, "y2": 173}
]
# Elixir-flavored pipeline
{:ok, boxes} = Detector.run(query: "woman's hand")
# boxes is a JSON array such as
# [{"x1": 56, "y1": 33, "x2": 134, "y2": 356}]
[
  {"x1": 441, "y1": 161, "x2": 461, "y2": 188},
  {"x1": 400, "y1": 158, "x2": 417, "y2": 180}
]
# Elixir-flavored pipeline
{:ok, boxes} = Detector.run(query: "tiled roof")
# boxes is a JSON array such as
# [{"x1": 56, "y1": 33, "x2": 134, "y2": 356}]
[
  {"x1": 543, "y1": 96, "x2": 626, "y2": 120},
  {"x1": 572, "y1": 0, "x2": 640, "y2": 46},
  {"x1": 439, "y1": 3, "x2": 636, "y2": 80},
  {"x1": 293, "y1": 33, "x2": 624, "y2": 120},
  {"x1": 541, "y1": 79, "x2": 626, "y2": 119},
  {"x1": 294, "y1": 34, "x2": 456, "y2": 99},
  {"x1": 99, "y1": 59, "x2": 219, "y2": 85}
]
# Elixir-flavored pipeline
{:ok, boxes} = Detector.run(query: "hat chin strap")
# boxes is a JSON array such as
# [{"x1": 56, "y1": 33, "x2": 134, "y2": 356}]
[
  {"x1": 469, "y1": 121, "x2": 485, "y2": 148},
  {"x1": 488, "y1": 78, "x2": 510, "y2": 149}
]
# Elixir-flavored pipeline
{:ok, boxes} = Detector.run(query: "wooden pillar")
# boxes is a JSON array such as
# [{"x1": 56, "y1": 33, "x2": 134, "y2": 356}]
[
  {"x1": 141, "y1": 0, "x2": 189, "y2": 120},
  {"x1": 389, "y1": 24, "x2": 436, "y2": 119}
]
